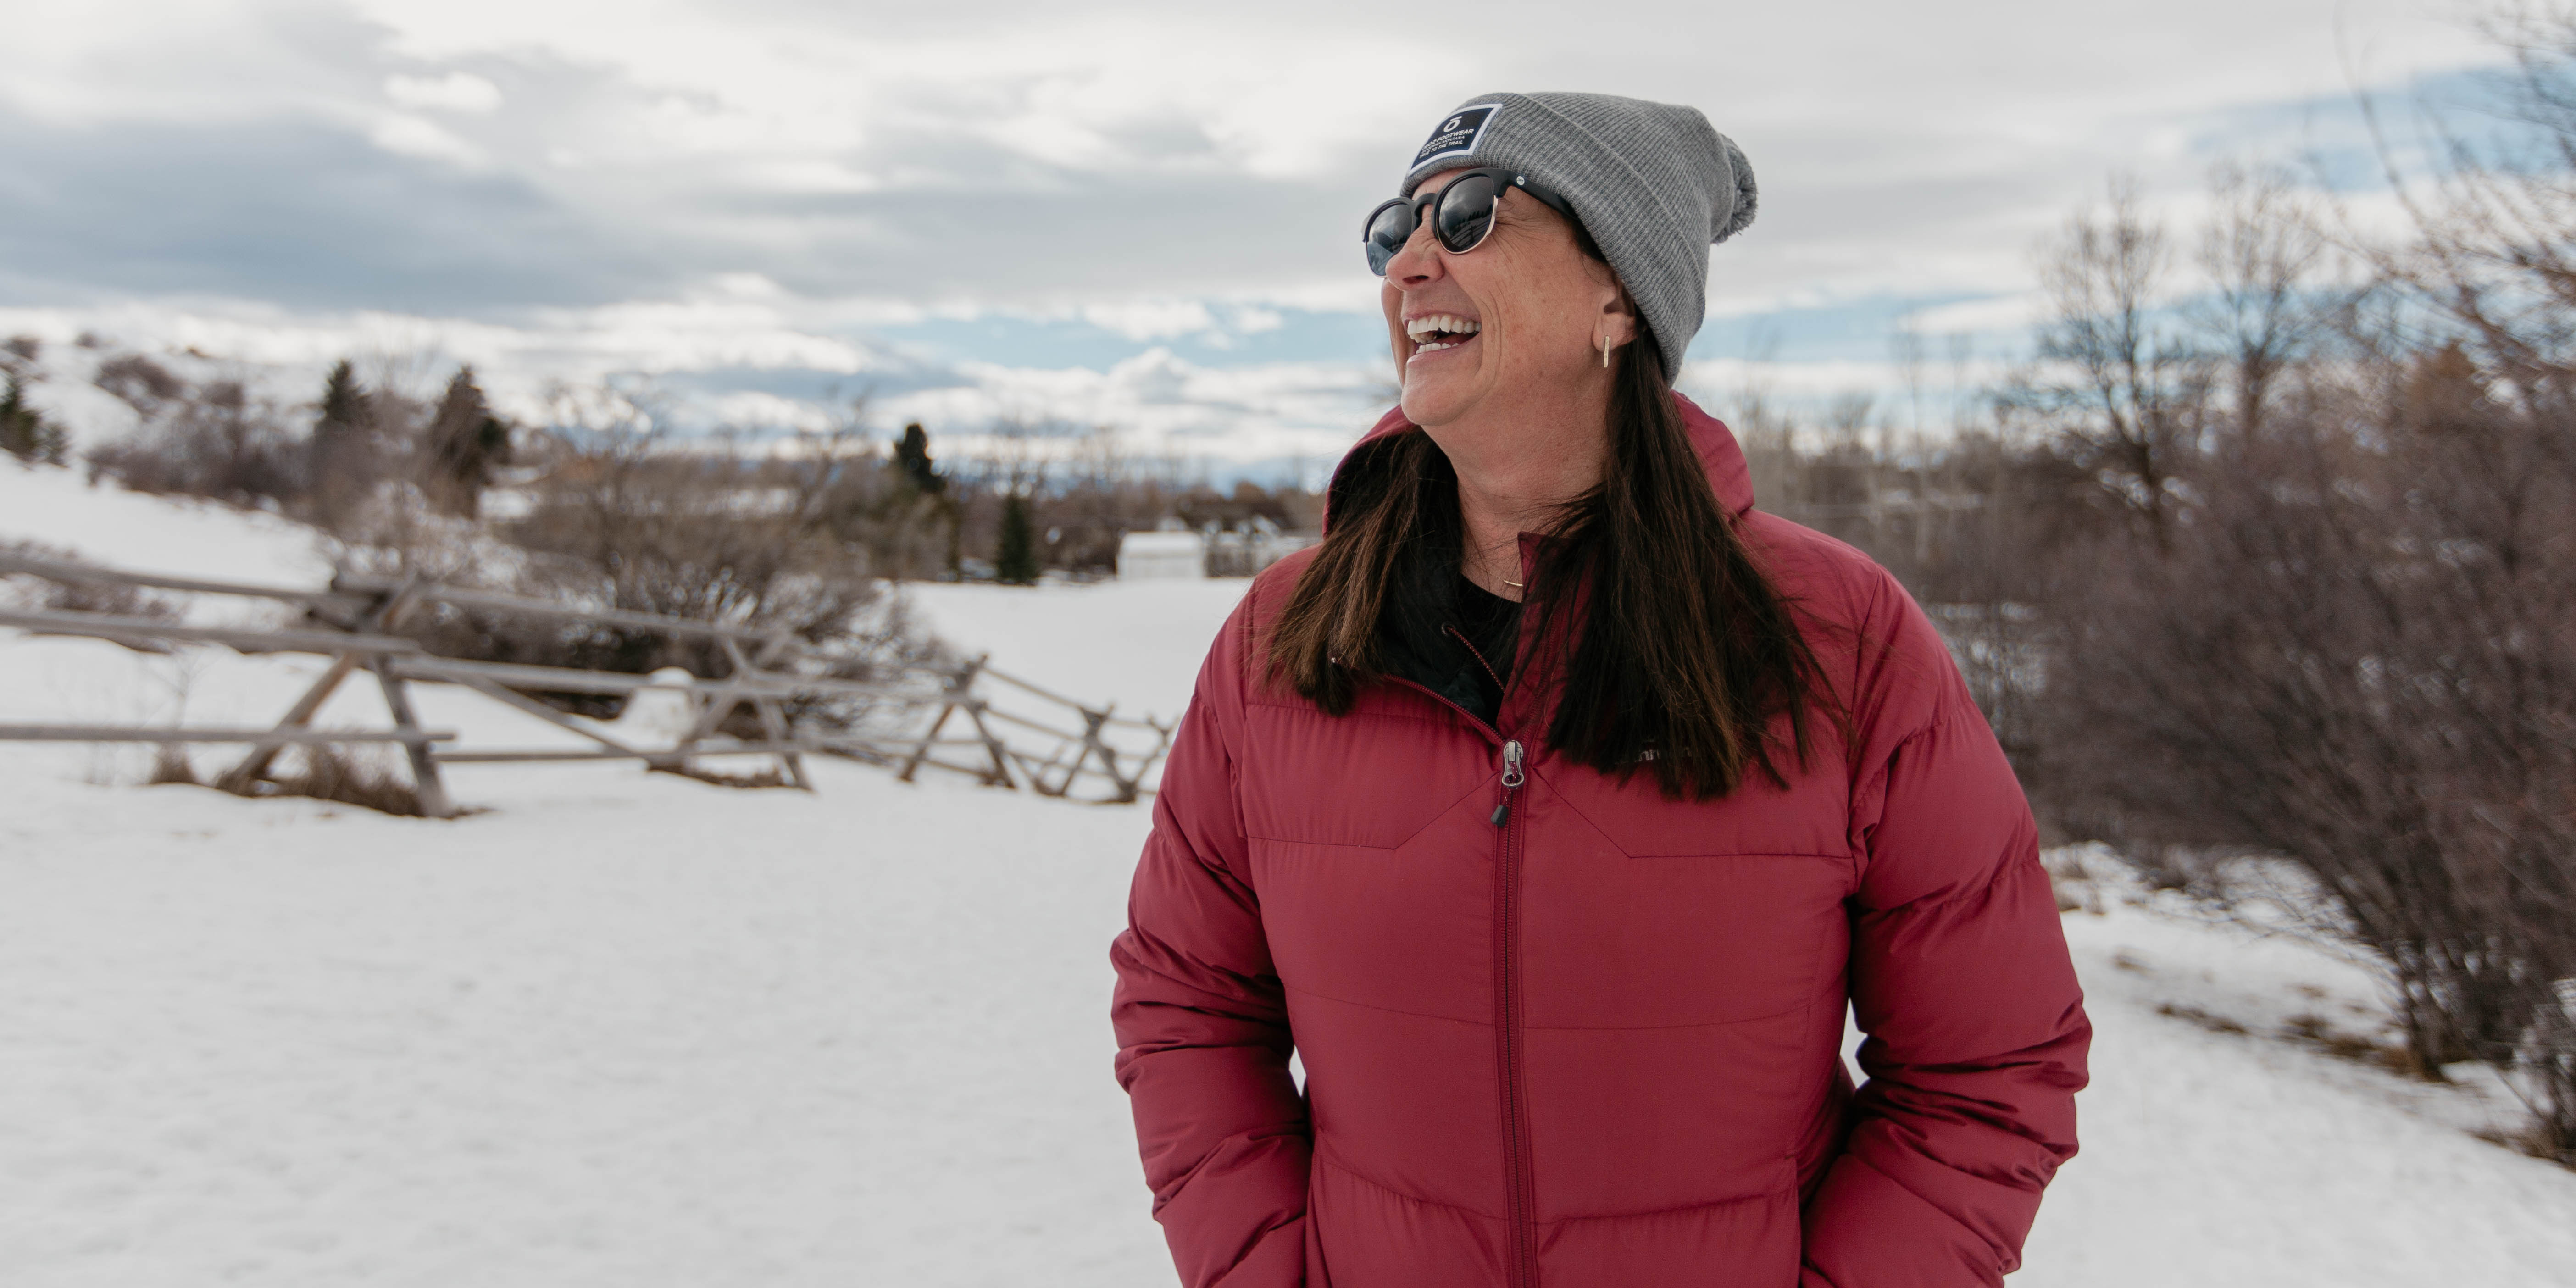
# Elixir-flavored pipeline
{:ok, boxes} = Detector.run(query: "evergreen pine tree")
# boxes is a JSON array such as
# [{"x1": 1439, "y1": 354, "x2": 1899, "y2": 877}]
[
  {"x1": 308, "y1": 359, "x2": 373, "y2": 521},
  {"x1": 0, "y1": 371, "x2": 67, "y2": 466},
  {"x1": 894, "y1": 422, "x2": 944, "y2": 494},
  {"x1": 995, "y1": 491, "x2": 1039, "y2": 584},
  {"x1": 422, "y1": 365, "x2": 511, "y2": 518},
  {"x1": 890, "y1": 420, "x2": 961, "y2": 578}
]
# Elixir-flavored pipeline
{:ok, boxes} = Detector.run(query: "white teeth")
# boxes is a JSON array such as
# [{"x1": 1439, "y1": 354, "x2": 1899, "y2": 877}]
[{"x1": 1405, "y1": 314, "x2": 1482, "y2": 342}]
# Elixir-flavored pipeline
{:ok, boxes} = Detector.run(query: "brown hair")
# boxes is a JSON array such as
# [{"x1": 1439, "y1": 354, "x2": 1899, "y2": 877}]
[{"x1": 1263, "y1": 329, "x2": 1833, "y2": 799}]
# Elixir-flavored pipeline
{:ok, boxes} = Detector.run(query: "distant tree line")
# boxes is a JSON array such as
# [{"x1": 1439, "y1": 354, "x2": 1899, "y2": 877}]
[
  {"x1": 63, "y1": 348, "x2": 1319, "y2": 588},
  {"x1": 78, "y1": 350, "x2": 511, "y2": 525}
]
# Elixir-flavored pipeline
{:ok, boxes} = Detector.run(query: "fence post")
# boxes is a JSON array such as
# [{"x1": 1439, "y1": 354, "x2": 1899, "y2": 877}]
[
  {"x1": 1058, "y1": 704, "x2": 1115, "y2": 799},
  {"x1": 216, "y1": 580, "x2": 420, "y2": 794},
  {"x1": 369, "y1": 657, "x2": 455, "y2": 818},
  {"x1": 722, "y1": 635, "x2": 811, "y2": 790},
  {"x1": 1110, "y1": 715, "x2": 1174, "y2": 805},
  {"x1": 898, "y1": 653, "x2": 1014, "y2": 788},
  {"x1": 959, "y1": 701, "x2": 1015, "y2": 789}
]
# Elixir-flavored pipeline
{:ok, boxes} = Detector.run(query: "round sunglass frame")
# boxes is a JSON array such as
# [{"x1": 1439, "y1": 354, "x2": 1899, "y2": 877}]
[{"x1": 1362, "y1": 168, "x2": 1576, "y2": 276}]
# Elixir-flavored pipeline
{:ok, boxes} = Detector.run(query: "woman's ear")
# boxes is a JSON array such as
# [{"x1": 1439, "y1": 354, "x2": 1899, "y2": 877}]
[{"x1": 1597, "y1": 280, "x2": 1640, "y2": 354}]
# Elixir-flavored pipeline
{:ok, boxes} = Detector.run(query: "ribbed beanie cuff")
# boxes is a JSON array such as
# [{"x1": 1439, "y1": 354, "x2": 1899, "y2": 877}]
[{"x1": 1400, "y1": 92, "x2": 1754, "y2": 379}]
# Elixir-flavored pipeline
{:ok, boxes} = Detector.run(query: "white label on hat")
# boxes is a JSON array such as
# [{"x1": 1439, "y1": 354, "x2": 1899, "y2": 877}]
[{"x1": 1412, "y1": 104, "x2": 1500, "y2": 169}]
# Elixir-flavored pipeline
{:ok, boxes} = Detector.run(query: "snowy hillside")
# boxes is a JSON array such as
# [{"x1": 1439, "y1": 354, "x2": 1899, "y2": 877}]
[
  {"x1": 3, "y1": 465, "x2": 2573, "y2": 1287},
  {"x1": 0, "y1": 460, "x2": 329, "y2": 587}
]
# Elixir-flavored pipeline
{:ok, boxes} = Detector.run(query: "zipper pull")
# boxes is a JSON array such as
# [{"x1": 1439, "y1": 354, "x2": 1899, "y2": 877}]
[{"x1": 1490, "y1": 739, "x2": 1525, "y2": 827}]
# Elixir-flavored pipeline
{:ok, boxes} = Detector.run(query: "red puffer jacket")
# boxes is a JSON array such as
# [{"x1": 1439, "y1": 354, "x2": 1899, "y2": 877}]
[{"x1": 1111, "y1": 393, "x2": 2088, "y2": 1288}]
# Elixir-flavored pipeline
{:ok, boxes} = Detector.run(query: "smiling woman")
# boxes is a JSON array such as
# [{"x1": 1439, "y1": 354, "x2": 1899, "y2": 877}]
[{"x1": 1110, "y1": 92, "x2": 2090, "y2": 1288}]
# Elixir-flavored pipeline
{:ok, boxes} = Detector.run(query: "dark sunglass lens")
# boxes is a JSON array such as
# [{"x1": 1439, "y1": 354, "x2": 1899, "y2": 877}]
[
  {"x1": 1434, "y1": 175, "x2": 1501, "y2": 252},
  {"x1": 1364, "y1": 201, "x2": 1415, "y2": 275}
]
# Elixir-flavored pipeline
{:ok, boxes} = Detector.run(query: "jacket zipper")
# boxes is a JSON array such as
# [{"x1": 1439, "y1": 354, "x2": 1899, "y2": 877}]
[
  {"x1": 1492, "y1": 737, "x2": 1536, "y2": 1288},
  {"x1": 1386, "y1": 635, "x2": 1542, "y2": 1286}
]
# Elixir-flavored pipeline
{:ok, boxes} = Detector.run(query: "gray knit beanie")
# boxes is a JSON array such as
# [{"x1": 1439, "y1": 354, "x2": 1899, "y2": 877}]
[{"x1": 1400, "y1": 91, "x2": 1755, "y2": 378}]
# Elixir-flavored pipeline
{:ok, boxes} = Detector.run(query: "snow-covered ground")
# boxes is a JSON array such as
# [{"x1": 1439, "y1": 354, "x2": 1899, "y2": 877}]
[
  {"x1": 0, "y1": 462, "x2": 330, "y2": 588},
  {"x1": 905, "y1": 578, "x2": 1248, "y2": 729},
  {"x1": 4, "y1": 460, "x2": 2574, "y2": 1287}
]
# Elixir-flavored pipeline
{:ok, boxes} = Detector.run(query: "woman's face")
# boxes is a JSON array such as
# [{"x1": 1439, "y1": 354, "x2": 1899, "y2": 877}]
[{"x1": 1380, "y1": 168, "x2": 1635, "y2": 431}]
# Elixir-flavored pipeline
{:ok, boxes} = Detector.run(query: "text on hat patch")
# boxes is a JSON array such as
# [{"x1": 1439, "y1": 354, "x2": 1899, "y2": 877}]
[{"x1": 1413, "y1": 104, "x2": 1500, "y2": 169}]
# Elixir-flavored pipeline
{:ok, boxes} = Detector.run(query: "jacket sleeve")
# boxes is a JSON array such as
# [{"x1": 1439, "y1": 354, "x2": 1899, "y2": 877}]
[
  {"x1": 1801, "y1": 590, "x2": 2091, "y2": 1288},
  {"x1": 1110, "y1": 598, "x2": 1309, "y2": 1287}
]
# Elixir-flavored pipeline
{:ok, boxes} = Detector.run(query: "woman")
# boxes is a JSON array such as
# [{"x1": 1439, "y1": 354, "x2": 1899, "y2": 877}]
[{"x1": 1111, "y1": 92, "x2": 2088, "y2": 1288}]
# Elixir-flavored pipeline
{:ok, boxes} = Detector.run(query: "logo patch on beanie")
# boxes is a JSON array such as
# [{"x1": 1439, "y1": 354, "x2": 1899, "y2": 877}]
[{"x1": 1412, "y1": 104, "x2": 1500, "y2": 168}]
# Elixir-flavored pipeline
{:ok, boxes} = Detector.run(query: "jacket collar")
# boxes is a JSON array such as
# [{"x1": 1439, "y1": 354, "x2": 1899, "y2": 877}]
[{"x1": 1323, "y1": 389, "x2": 1755, "y2": 531}]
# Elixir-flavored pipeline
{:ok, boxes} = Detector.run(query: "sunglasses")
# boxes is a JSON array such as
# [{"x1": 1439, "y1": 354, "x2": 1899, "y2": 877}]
[{"x1": 1363, "y1": 168, "x2": 1576, "y2": 276}]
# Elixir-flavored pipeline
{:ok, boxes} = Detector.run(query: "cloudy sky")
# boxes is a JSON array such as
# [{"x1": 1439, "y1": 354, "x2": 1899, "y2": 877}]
[{"x1": 0, "y1": 0, "x2": 2505, "y2": 476}]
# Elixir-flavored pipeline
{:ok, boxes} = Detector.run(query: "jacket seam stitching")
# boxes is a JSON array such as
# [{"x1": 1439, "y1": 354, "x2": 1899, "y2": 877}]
[
  {"x1": 1284, "y1": 980, "x2": 1488, "y2": 1026},
  {"x1": 1848, "y1": 712, "x2": 1946, "y2": 893},
  {"x1": 1316, "y1": 1146, "x2": 1791, "y2": 1230},
  {"x1": 1534, "y1": 761, "x2": 1854, "y2": 862},
  {"x1": 1312, "y1": 1149, "x2": 1504, "y2": 1223},
  {"x1": 1524, "y1": 1001, "x2": 1805, "y2": 1032},
  {"x1": 1240, "y1": 772, "x2": 1493, "y2": 853},
  {"x1": 1534, "y1": 1183, "x2": 1797, "y2": 1226},
  {"x1": 1862, "y1": 833, "x2": 2034, "y2": 918},
  {"x1": 1116, "y1": 952, "x2": 1288, "y2": 1026}
]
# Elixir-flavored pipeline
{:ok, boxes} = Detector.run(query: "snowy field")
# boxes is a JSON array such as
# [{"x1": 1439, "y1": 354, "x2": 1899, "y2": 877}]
[{"x1": 4, "y1": 462, "x2": 2574, "y2": 1287}]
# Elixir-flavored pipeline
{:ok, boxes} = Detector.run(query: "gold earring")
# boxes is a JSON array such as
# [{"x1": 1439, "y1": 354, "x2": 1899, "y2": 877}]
[{"x1": 1600, "y1": 334, "x2": 1610, "y2": 368}]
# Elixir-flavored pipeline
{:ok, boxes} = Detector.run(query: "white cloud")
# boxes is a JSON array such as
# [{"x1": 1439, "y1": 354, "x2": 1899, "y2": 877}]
[
  {"x1": 367, "y1": 114, "x2": 482, "y2": 165},
  {"x1": 383, "y1": 71, "x2": 501, "y2": 114},
  {"x1": 1079, "y1": 301, "x2": 1216, "y2": 342},
  {"x1": 1906, "y1": 294, "x2": 2043, "y2": 336},
  {"x1": 1229, "y1": 306, "x2": 1285, "y2": 335}
]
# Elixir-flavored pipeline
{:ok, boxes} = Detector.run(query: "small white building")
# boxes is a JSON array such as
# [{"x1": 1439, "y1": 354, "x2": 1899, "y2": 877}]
[{"x1": 1117, "y1": 527, "x2": 1206, "y2": 580}]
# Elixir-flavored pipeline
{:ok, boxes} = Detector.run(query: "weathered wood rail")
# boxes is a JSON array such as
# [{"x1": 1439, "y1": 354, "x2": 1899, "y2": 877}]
[{"x1": 0, "y1": 552, "x2": 1173, "y2": 816}]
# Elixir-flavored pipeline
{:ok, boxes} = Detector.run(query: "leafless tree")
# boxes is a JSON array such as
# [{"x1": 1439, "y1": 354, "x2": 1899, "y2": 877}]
[
  {"x1": 2004, "y1": 177, "x2": 2212, "y2": 544},
  {"x1": 2196, "y1": 160, "x2": 2336, "y2": 435}
]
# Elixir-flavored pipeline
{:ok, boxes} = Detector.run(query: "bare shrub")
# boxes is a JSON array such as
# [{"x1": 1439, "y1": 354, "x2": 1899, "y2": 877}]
[
  {"x1": 1771, "y1": 27, "x2": 2576, "y2": 1160},
  {"x1": 250, "y1": 745, "x2": 425, "y2": 817},
  {"x1": 2043, "y1": 364, "x2": 2576, "y2": 1149},
  {"x1": 146, "y1": 744, "x2": 199, "y2": 786},
  {"x1": 94, "y1": 353, "x2": 186, "y2": 412},
  {"x1": 84, "y1": 375, "x2": 306, "y2": 508},
  {"x1": 0, "y1": 539, "x2": 183, "y2": 624},
  {"x1": 655, "y1": 760, "x2": 788, "y2": 789},
  {"x1": 2157, "y1": 1003, "x2": 2251, "y2": 1037}
]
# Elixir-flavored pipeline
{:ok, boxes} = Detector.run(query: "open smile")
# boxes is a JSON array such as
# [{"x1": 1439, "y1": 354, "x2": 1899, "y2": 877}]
[{"x1": 1406, "y1": 313, "x2": 1482, "y2": 360}]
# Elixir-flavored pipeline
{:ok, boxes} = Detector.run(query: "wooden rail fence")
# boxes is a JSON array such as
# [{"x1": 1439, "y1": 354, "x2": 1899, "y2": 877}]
[{"x1": 0, "y1": 552, "x2": 1173, "y2": 816}]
